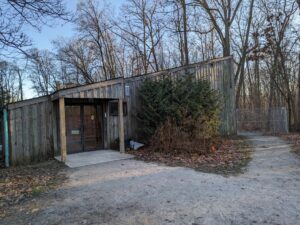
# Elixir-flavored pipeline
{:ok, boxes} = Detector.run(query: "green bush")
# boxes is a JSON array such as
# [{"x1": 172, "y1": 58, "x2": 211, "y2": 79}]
[{"x1": 137, "y1": 76, "x2": 221, "y2": 152}]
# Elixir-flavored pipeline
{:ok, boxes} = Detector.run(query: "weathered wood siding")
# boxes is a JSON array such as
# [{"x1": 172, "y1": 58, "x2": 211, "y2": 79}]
[
  {"x1": 7, "y1": 96, "x2": 54, "y2": 165},
  {"x1": 51, "y1": 78, "x2": 124, "y2": 100},
  {"x1": 6, "y1": 57, "x2": 236, "y2": 165},
  {"x1": 124, "y1": 56, "x2": 236, "y2": 139},
  {"x1": 106, "y1": 102, "x2": 129, "y2": 148}
]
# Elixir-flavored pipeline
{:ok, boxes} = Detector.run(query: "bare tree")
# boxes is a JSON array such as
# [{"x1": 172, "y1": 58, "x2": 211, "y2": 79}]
[
  {"x1": 298, "y1": 52, "x2": 300, "y2": 129},
  {"x1": 0, "y1": 0, "x2": 69, "y2": 54},
  {"x1": 27, "y1": 49, "x2": 60, "y2": 96},
  {"x1": 0, "y1": 61, "x2": 23, "y2": 104},
  {"x1": 165, "y1": 0, "x2": 191, "y2": 66},
  {"x1": 55, "y1": 38, "x2": 103, "y2": 84},
  {"x1": 259, "y1": 0, "x2": 299, "y2": 128},
  {"x1": 117, "y1": 0, "x2": 165, "y2": 74},
  {"x1": 238, "y1": 0, "x2": 300, "y2": 130},
  {"x1": 232, "y1": 0, "x2": 256, "y2": 107},
  {"x1": 76, "y1": 0, "x2": 119, "y2": 80},
  {"x1": 12, "y1": 64, "x2": 24, "y2": 101},
  {"x1": 195, "y1": 0, "x2": 243, "y2": 57},
  {"x1": 175, "y1": 0, "x2": 190, "y2": 65}
]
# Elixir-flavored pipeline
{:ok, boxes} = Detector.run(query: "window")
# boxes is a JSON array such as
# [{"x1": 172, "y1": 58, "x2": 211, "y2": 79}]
[{"x1": 109, "y1": 101, "x2": 127, "y2": 116}]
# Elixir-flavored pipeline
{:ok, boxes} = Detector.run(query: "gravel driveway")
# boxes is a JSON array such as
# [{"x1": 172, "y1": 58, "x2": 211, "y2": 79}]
[{"x1": 2, "y1": 133, "x2": 300, "y2": 225}]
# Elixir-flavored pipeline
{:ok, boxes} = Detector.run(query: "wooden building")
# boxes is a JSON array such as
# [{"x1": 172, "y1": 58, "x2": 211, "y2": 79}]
[{"x1": 3, "y1": 56, "x2": 236, "y2": 166}]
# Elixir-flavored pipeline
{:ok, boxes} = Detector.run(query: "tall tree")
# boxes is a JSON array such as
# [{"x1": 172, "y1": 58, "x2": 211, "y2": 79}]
[
  {"x1": 167, "y1": 0, "x2": 190, "y2": 65},
  {"x1": 55, "y1": 39, "x2": 100, "y2": 84},
  {"x1": 0, "y1": 61, "x2": 23, "y2": 104},
  {"x1": 195, "y1": 0, "x2": 243, "y2": 57},
  {"x1": 28, "y1": 49, "x2": 60, "y2": 96},
  {"x1": 233, "y1": 0, "x2": 256, "y2": 107},
  {"x1": 117, "y1": 0, "x2": 165, "y2": 74},
  {"x1": 76, "y1": 0, "x2": 119, "y2": 80},
  {"x1": 296, "y1": 0, "x2": 300, "y2": 129},
  {"x1": 179, "y1": 0, "x2": 189, "y2": 65}
]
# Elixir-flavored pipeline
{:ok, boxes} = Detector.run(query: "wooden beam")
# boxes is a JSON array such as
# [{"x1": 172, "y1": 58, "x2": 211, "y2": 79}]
[
  {"x1": 118, "y1": 98, "x2": 125, "y2": 153},
  {"x1": 59, "y1": 97, "x2": 67, "y2": 162},
  {"x1": 51, "y1": 77, "x2": 124, "y2": 100},
  {"x1": 7, "y1": 96, "x2": 49, "y2": 110}
]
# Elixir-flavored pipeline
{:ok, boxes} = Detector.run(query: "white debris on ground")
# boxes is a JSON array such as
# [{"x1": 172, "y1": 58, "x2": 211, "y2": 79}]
[{"x1": 130, "y1": 140, "x2": 144, "y2": 150}]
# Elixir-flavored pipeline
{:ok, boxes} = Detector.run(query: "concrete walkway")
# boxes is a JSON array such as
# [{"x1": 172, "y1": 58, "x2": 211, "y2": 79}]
[
  {"x1": 3, "y1": 133, "x2": 300, "y2": 225},
  {"x1": 55, "y1": 150, "x2": 134, "y2": 168}
]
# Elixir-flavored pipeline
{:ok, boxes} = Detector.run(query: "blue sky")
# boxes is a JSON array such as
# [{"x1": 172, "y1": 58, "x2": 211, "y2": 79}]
[
  {"x1": 24, "y1": 0, "x2": 124, "y2": 98},
  {"x1": 27, "y1": 0, "x2": 124, "y2": 51}
]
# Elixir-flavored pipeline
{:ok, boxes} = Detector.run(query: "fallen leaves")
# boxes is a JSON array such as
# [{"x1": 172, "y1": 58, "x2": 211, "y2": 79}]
[
  {"x1": 0, "y1": 160, "x2": 67, "y2": 218},
  {"x1": 128, "y1": 136, "x2": 252, "y2": 176}
]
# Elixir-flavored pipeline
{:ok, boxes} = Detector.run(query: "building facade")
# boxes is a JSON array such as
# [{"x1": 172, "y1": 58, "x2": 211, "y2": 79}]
[{"x1": 3, "y1": 56, "x2": 236, "y2": 166}]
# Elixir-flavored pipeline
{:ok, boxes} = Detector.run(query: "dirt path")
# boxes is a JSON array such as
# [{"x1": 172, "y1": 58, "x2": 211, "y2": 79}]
[{"x1": 2, "y1": 133, "x2": 300, "y2": 225}]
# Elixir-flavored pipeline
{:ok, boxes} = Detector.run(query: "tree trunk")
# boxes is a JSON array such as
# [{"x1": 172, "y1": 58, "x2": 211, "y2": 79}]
[
  {"x1": 17, "y1": 68, "x2": 23, "y2": 101},
  {"x1": 181, "y1": 0, "x2": 189, "y2": 65},
  {"x1": 254, "y1": 34, "x2": 261, "y2": 110},
  {"x1": 298, "y1": 53, "x2": 300, "y2": 130},
  {"x1": 223, "y1": 22, "x2": 231, "y2": 57},
  {"x1": 235, "y1": 63, "x2": 245, "y2": 108},
  {"x1": 142, "y1": 8, "x2": 148, "y2": 74},
  {"x1": 268, "y1": 61, "x2": 277, "y2": 131}
]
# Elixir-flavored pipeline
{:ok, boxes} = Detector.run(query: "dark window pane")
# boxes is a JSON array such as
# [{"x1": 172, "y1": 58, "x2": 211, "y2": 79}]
[
  {"x1": 109, "y1": 101, "x2": 118, "y2": 116},
  {"x1": 109, "y1": 101, "x2": 127, "y2": 116}
]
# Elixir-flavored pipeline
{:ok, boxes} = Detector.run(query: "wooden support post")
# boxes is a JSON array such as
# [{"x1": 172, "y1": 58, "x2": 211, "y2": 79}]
[
  {"x1": 59, "y1": 97, "x2": 67, "y2": 162},
  {"x1": 118, "y1": 98, "x2": 125, "y2": 153}
]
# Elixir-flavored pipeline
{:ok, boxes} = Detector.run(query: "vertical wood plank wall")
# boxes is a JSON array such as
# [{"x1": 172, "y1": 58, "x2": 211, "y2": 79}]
[
  {"x1": 8, "y1": 97, "x2": 54, "y2": 165},
  {"x1": 124, "y1": 56, "x2": 236, "y2": 140},
  {"x1": 106, "y1": 106, "x2": 129, "y2": 148}
]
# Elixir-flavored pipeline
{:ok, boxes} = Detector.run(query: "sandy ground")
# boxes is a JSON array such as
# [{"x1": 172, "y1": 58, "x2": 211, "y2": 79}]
[{"x1": 1, "y1": 133, "x2": 300, "y2": 225}]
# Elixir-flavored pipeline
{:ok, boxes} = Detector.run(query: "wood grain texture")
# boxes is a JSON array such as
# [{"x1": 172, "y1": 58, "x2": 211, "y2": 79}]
[
  {"x1": 59, "y1": 97, "x2": 67, "y2": 162},
  {"x1": 118, "y1": 99, "x2": 125, "y2": 153},
  {"x1": 8, "y1": 98, "x2": 54, "y2": 165}
]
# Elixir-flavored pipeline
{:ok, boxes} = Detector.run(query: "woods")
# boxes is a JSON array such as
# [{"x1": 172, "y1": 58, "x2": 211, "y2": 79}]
[{"x1": 0, "y1": 0, "x2": 299, "y2": 130}]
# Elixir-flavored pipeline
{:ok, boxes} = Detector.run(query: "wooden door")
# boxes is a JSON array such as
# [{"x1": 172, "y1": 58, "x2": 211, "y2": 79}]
[
  {"x1": 65, "y1": 105, "x2": 82, "y2": 154},
  {"x1": 82, "y1": 105, "x2": 99, "y2": 151},
  {"x1": 65, "y1": 104, "x2": 103, "y2": 154}
]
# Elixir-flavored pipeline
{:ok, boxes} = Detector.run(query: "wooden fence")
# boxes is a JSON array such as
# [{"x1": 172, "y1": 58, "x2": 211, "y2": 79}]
[{"x1": 236, "y1": 107, "x2": 289, "y2": 133}]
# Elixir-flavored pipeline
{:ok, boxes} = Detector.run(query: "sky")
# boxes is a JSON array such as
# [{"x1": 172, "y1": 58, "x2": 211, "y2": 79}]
[
  {"x1": 27, "y1": 0, "x2": 124, "y2": 50},
  {"x1": 22, "y1": 0, "x2": 300, "y2": 99},
  {"x1": 24, "y1": 0, "x2": 124, "y2": 99}
]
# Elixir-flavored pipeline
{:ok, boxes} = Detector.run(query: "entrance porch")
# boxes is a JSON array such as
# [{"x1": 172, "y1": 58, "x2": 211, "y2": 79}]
[
  {"x1": 55, "y1": 150, "x2": 133, "y2": 168},
  {"x1": 56, "y1": 97, "x2": 126, "y2": 163}
]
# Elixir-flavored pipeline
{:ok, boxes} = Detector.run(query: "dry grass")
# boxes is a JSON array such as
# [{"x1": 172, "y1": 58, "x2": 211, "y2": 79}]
[{"x1": 280, "y1": 133, "x2": 300, "y2": 155}]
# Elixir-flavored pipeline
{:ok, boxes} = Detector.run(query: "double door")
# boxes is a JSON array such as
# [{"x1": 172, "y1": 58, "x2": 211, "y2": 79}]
[{"x1": 65, "y1": 105, "x2": 103, "y2": 154}]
